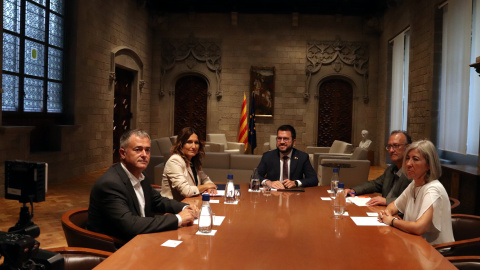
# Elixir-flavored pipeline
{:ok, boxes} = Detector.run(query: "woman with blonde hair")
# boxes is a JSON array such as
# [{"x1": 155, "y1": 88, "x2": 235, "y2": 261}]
[
  {"x1": 379, "y1": 140, "x2": 454, "y2": 245},
  {"x1": 161, "y1": 127, "x2": 217, "y2": 201}
]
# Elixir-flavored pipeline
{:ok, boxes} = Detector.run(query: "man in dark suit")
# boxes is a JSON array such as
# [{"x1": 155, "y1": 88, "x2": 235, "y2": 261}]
[
  {"x1": 344, "y1": 130, "x2": 412, "y2": 206},
  {"x1": 257, "y1": 125, "x2": 318, "y2": 189},
  {"x1": 88, "y1": 129, "x2": 198, "y2": 241}
]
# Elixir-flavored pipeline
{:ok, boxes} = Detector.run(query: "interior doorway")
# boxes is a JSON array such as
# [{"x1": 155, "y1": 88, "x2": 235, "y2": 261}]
[
  {"x1": 113, "y1": 67, "x2": 134, "y2": 163},
  {"x1": 174, "y1": 75, "x2": 208, "y2": 140},
  {"x1": 317, "y1": 79, "x2": 353, "y2": 146}
]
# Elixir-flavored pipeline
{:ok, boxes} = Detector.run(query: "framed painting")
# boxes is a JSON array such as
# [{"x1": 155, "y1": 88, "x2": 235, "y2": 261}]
[{"x1": 250, "y1": 66, "x2": 275, "y2": 117}]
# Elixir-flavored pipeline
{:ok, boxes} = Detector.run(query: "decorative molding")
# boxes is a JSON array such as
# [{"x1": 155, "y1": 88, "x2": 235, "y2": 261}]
[
  {"x1": 161, "y1": 35, "x2": 222, "y2": 99},
  {"x1": 305, "y1": 37, "x2": 369, "y2": 103},
  {"x1": 139, "y1": 80, "x2": 145, "y2": 92},
  {"x1": 109, "y1": 72, "x2": 116, "y2": 83}
]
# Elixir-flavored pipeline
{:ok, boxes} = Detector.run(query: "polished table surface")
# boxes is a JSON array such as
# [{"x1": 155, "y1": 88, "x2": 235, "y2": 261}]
[{"x1": 94, "y1": 185, "x2": 455, "y2": 269}]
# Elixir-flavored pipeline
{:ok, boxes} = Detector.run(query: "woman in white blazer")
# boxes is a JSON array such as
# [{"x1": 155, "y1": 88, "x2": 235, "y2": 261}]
[{"x1": 161, "y1": 127, "x2": 217, "y2": 201}]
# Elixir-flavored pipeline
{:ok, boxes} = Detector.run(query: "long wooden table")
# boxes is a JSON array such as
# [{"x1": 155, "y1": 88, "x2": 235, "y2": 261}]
[{"x1": 94, "y1": 185, "x2": 455, "y2": 269}]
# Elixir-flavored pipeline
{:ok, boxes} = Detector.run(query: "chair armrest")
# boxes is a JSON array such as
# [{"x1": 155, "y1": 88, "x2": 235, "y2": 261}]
[
  {"x1": 306, "y1": 146, "x2": 330, "y2": 154},
  {"x1": 433, "y1": 237, "x2": 480, "y2": 250},
  {"x1": 227, "y1": 142, "x2": 245, "y2": 153},
  {"x1": 205, "y1": 142, "x2": 225, "y2": 152}
]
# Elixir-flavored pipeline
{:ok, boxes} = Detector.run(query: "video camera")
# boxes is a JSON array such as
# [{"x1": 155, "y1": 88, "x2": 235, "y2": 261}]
[{"x1": 0, "y1": 161, "x2": 63, "y2": 270}]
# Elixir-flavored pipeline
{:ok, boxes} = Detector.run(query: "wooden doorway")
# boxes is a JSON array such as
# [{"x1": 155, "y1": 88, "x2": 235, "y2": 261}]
[
  {"x1": 317, "y1": 79, "x2": 353, "y2": 146},
  {"x1": 174, "y1": 75, "x2": 208, "y2": 140},
  {"x1": 113, "y1": 67, "x2": 134, "y2": 163}
]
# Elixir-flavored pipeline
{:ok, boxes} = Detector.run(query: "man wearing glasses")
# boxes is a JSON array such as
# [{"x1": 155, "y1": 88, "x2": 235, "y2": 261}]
[
  {"x1": 344, "y1": 130, "x2": 412, "y2": 206},
  {"x1": 257, "y1": 125, "x2": 318, "y2": 189}
]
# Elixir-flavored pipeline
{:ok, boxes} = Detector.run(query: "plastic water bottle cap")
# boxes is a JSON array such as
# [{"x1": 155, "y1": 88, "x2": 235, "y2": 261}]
[
  {"x1": 202, "y1": 193, "x2": 210, "y2": 201},
  {"x1": 333, "y1": 168, "x2": 339, "y2": 173},
  {"x1": 227, "y1": 174, "x2": 234, "y2": 179},
  {"x1": 338, "y1": 183, "x2": 344, "y2": 189}
]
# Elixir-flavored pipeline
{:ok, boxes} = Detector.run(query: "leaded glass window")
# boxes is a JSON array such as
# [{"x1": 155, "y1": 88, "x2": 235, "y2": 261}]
[{"x1": 2, "y1": 0, "x2": 64, "y2": 115}]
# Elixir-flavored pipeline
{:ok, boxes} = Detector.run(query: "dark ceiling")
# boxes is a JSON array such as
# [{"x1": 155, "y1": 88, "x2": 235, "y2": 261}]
[{"x1": 145, "y1": 0, "x2": 389, "y2": 17}]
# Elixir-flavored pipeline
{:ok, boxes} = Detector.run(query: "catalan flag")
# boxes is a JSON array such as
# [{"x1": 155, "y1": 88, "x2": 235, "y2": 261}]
[
  {"x1": 248, "y1": 92, "x2": 257, "y2": 154},
  {"x1": 238, "y1": 93, "x2": 248, "y2": 151}
]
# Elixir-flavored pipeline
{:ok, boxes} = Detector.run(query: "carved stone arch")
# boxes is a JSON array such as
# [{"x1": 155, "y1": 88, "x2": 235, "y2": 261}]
[
  {"x1": 110, "y1": 46, "x2": 145, "y2": 129},
  {"x1": 161, "y1": 64, "x2": 219, "y2": 135},
  {"x1": 314, "y1": 74, "x2": 359, "y2": 146}
]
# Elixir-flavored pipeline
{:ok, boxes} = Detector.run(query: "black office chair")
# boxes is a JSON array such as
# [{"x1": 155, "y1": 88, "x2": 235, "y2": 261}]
[{"x1": 434, "y1": 214, "x2": 480, "y2": 257}]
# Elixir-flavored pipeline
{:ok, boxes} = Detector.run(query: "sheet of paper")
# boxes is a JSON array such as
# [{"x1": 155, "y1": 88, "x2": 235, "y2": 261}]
[
  {"x1": 350, "y1": 217, "x2": 387, "y2": 226},
  {"x1": 161, "y1": 240, "x2": 182, "y2": 247},
  {"x1": 210, "y1": 200, "x2": 220, "y2": 204},
  {"x1": 366, "y1": 212, "x2": 379, "y2": 217},
  {"x1": 248, "y1": 189, "x2": 261, "y2": 192},
  {"x1": 193, "y1": 216, "x2": 225, "y2": 225},
  {"x1": 327, "y1": 190, "x2": 334, "y2": 194},
  {"x1": 333, "y1": 211, "x2": 349, "y2": 216},
  {"x1": 224, "y1": 200, "x2": 239, "y2": 205},
  {"x1": 196, "y1": 230, "x2": 217, "y2": 236},
  {"x1": 209, "y1": 190, "x2": 225, "y2": 197},
  {"x1": 347, "y1": 197, "x2": 371, "y2": 206},
  {"x1": 321, "y1": 197, "x2": 332, "y2": 201}
]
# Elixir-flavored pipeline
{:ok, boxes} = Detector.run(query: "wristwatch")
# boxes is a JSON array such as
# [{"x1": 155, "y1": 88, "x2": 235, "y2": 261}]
[{"x1": 391, "y1": 217, "x2": 399, "y2": 227}]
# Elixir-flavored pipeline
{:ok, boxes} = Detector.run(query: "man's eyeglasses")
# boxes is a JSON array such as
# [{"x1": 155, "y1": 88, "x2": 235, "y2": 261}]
[
  {"x1": 385, "y1": 144, "x2": 407, "y2": 151},
  {"x1": 276, "y1": 137, "x2": 291, "y2": 142}
]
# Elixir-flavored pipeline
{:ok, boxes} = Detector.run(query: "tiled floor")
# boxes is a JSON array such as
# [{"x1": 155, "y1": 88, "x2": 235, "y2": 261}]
[{"x1": 0, "y1": 165, "x2": 386, "y2": 249}]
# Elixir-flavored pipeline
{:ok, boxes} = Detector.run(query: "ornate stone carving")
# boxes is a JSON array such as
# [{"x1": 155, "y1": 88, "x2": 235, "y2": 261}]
[
  {"x1": 305, "y1": 37, "x2": 369, "y2": 103},
  {"x1": 161, "y1": 35, "x2": 222, "y2": 98},
  {"x1": 109, "y1": 72, "x2": 116, "y2": 83},
  {"x1": 139, "y1": 80, "x2": 145, "y2": 92}
]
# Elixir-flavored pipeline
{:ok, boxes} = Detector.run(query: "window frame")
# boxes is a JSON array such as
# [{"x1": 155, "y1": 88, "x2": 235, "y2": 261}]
[{"x1": 2, "y1": 0, "x2": 67, "y2": 126}]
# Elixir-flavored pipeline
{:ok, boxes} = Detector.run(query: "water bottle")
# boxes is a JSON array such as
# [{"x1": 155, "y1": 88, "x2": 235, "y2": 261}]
[
  {"x1": 198, "y1": 193, "x2": 213, "y2": 233},
  {"x1": 334, "y1": 182, "x2": 346, "y2": 216},
  {"x1": 225, "y1": 174, "x2": 236, "y2": 203},
  {"x1": 330, "y1": 168, "x2": 339, "y2": 198}
]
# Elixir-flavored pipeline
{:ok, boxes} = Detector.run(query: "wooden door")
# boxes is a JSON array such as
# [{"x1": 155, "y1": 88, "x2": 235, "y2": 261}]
[
  {"x1": 113, "y1": 67, "x2": 134, "y2": 163},
  {"x1": 174, "y1": 76, "x2": 208, "y2": 140},
  {"x1": 317, "y1": 79, "x2": 353, "y2": 146}
]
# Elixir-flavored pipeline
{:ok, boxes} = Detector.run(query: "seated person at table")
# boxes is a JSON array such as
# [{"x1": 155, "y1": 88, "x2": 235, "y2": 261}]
[
  {"x1": 344, "y1": 130, "x2": 412, "y2": 206},
  {"x1": 257, "y1": 124, "x2": 318, "y2": 189},
  {"x1": 88, "y1": 129, "x2": 198, "y2": 241},
  {"x1": 379, "y1": 140, "x2": 454, "y2": 245},
  {"x1": 161, "y1": 127, "x2": 217, "y2": 201}
]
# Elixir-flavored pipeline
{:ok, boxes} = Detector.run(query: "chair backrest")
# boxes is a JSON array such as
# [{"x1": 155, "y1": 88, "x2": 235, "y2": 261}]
[
  {"x1": 350, "y1": 147, "x2": 368, "y2": 160},
  {"x1": 451, "y1": 214, "x2": 480, "y2": 241},
  {"x1": 156, "y1": 137, "x2": 173, "y2": 157},
  {"x1": 61, "y1": 208, "x2": 124, "y2": 253},
  {"x1": 329, "y1": 140, "x2": 352, "y2": 154},
  {"x1": 450, "y1": 197, "x2": 461, "y2": 211},
  {"x1": 269, "y1": 135, "x2": 277, "y2": 150},
  {"x1": 207, "y1": 134, "x2": 228, "y2": 147},
  {"x1": 46, "y1": 247, "x2": 112, "y2": 270}
]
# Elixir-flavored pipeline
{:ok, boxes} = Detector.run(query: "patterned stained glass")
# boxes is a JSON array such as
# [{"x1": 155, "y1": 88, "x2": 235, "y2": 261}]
[
  {"x1": 25, "y1": 2, "x2": 45, "y2": 42},
  {"x1": 50, "y1": 0, "x2": 64, "y2": 15},
  {"x1": 48, "y1": 47, "x2": 62, "y2": 80},
  {"x1": 24, "y1": 39, "x2": 44, "y2": 77},
  {"x1": 3, "y1": 33, "x2": 20, "y2": 72},
  {"x1": 47, "y1": 81, "x2": 62, "y2": 112},
  {"x1": 2, "y1": 74, "x2": 19, "y2": 111},
  {"x1": 31, "y1": 0, "x2": 46, "y2": 7},
  {"x1": 49, "y1": 13, "x2": 63, "y2": 47},
  {"x1": 3, "y1": 0, "x2": 20, "y2": 33},
  {"x1": 24, "y1": 77, "x2": 43, "y2": 112}
]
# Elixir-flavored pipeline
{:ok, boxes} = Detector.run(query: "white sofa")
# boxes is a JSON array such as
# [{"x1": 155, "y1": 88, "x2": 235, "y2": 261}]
[{"x1": 154, "y1": 152, "x2": 262, "y2": 185}]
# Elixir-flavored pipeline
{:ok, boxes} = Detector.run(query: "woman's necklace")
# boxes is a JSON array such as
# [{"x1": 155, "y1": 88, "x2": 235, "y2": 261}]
[{"x1": 414, "y1": 185, "x2": 423, "y2": 203}]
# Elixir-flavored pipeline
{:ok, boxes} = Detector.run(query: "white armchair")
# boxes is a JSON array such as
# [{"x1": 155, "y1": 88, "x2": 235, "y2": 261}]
[
  {"x1": 206, "y1": 134, "x2": 245, "y2": 154},
  {"x1": 316, "y1": 148, "x2": 370, "y2": 186},
  {"x1": 307, "y1": 140, "x2": 353, "y2": 172},
  {"x1": 262, "y1": 135, "x2": 277, "y2": 153}
]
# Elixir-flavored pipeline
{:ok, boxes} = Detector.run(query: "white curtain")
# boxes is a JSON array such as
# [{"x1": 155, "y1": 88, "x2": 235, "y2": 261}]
[
  {"x1": 468, "y1": 0, "x2": 480, "y2": 155},
  {"x1": 438, "y1": 0, "x2": 473, "y2": 154},
  {"x1": 390, "y1": 31, "x2": 410, "y2": 132}
]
